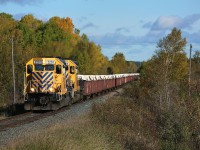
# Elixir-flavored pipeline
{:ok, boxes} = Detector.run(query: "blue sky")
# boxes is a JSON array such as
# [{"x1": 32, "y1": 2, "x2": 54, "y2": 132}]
[{"x1": 0, "y1": 0, "x2": 200, "y2": 61}]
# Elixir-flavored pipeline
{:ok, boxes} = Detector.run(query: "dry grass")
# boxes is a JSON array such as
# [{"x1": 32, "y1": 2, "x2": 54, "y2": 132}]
[
  {"x1": 0, "y1": 115, "x2": 6, "y2": 120},
  {"x1": 90, "y1": 97, "x2": 159, "y2": 150},
  {"x1": 4, "y1": 116, "x2": 122, "y2": 150}
]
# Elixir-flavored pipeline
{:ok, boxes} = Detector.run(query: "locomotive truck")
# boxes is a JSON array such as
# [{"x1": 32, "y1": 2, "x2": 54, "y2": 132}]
[{"x1": 24, "y1": 57, "x2": 139, "y2": 110}]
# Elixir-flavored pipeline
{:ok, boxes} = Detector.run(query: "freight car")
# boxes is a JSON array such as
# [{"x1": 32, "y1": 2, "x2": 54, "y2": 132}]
[
  {"x1": 24, "y1": 57, "x2": 139, "y2": 110},
  {"x1": 78, "y1": 74, "x2": 139, "y2": 97}
]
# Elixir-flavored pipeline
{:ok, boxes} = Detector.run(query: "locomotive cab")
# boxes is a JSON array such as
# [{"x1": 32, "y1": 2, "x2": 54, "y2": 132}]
[{"x1": 24, "y1": 57, "x2": 70, "y2": 110}]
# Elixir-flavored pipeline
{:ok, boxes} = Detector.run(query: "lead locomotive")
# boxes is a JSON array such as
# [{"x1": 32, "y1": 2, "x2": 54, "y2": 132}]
[{"x1": 24, "y1": 57, "x2": 79, "y2": 110}]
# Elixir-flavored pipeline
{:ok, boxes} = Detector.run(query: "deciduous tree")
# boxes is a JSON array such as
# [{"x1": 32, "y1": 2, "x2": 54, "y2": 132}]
[{"x1": 140, "y1": 27, "x2": 188, "y2": 108}]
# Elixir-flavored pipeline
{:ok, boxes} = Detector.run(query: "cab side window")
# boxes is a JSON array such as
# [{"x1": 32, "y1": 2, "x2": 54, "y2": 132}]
[
  {"x1": 70, "y1": 66, "x2": 75, "y2": 74},
  {"x1": 56, "y1": 65, "x2": 62, "y2": 74},
  {"x1": 27, "y1": 65, "x2": 33, "y2": 74}
]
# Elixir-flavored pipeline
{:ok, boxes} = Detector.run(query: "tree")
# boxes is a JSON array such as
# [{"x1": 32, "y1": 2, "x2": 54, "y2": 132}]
[
  {"x1": 0, "y1": 13, "x2": 16, "y2": 105},
  {"x1": 139, "y1": 28, "x2": 192, "y2": 150},
  {"x1": 193, "y1": 50, "x2": 200, "y2": 64},
  {"x1": 127, "y1": 61, "x2": 137, "y2": 73},
  {"x1": 74, "y1": 28, "x2": 80, "y2": 35},
  {"x1": 141, "y1": 28, "x2": 188, "y2": 108},
  {"x1": 110, "y1": 53, "x2": 128, "y2": 74},
  {"x1": 20, "y1": 14, "x2": 42, "y2": 31},
  {"x1": 107, "y1": 66, "x2": 113, "y2": 74},
  {"x1": 71, "y1": 34, "x2": 109, "y2": 74},
  {"x1": 156, "y1": 28, "x2": 187, "y2": 81}
]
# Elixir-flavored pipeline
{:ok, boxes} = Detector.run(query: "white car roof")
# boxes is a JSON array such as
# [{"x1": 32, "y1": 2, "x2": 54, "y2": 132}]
[{"x1": 77, "y1": 73, "x2": 139, "y2": 81}]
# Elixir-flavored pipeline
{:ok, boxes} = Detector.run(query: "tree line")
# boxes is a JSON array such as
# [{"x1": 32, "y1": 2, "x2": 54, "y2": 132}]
[{"x1": 0, "y1": 13, "x2": 137, "y2": 106}]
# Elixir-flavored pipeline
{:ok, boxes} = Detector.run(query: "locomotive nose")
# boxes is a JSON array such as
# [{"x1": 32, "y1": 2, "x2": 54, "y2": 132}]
[{"x1": 31, "y1": 71, "x2": 54, "y2": 93}]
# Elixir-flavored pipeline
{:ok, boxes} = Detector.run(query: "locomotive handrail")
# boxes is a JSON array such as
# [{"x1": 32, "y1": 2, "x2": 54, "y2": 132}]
[
  {"x1": 24, "y1": 80, "x2": 30, "y2": 94},
  {"x1": 56, "y1": 85, "x2": 62, "y2": 101},
  {"x1": 24, "y1": 80, "x2": 30, "y2": 101}
]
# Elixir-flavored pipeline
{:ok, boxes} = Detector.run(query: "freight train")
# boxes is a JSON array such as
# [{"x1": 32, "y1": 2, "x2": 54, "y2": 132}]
[{"x1": 24, "y1": 57, "x2": 139, "y2": 110}]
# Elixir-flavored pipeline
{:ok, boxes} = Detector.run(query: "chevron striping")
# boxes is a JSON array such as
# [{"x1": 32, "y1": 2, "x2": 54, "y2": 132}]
[
  {"x1": 43, "y1": 72, "x2": 53, "y2": 82},
  {"x1": 32, "y1": 71, "x2": 54, "y2": 92}
]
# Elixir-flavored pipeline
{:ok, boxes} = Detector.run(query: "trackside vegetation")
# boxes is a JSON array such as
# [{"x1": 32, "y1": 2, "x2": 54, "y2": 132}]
[{"x1": 90, "y1": 29, "x2": 200, "y2": 149}]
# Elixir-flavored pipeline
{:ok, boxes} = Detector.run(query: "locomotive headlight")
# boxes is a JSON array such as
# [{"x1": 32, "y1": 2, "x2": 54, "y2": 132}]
[
  {"x1": 30, "y1": 88, "x2": 35, "y2": 92},
  {"x1": 49, "y1": 87, "x2": 54, "y2": 92}
]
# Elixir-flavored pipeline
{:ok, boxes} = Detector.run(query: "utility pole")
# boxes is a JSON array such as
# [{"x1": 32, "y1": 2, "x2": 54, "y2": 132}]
[
  {"x1": 11, "y1": 36, "x2": 16, "y2": 104},
  {"x1": 189, "y1": 44, "x2": 192, "y2": 97}
]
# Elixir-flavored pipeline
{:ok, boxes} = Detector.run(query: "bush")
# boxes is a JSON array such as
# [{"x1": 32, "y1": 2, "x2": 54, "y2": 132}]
[{"x1": 91, "y1": 97, "x2": 159, "y2": 150}]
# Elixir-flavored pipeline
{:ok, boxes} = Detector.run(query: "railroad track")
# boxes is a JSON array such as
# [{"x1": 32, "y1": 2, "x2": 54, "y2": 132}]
[
  {"x1": 0, "y1": 107, "x2": 68, "y2": 132},
  {"x1": 0, "y1": 88, "x2": 122, "y2": 132}
]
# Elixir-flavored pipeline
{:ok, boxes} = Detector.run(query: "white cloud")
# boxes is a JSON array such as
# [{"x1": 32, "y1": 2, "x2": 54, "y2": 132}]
[
  {"x1": 80, "y1": 23, "x2": 98, "y2": 30},
  {"x1": 180, "y1": 14, "x2": 200, "y2": 29},
  {"x1": 89, "y1": 14, "x2": 200, "y2": 61},
  {"x1": 90, "y1": 14, "x2": 200, "y2": 47},
  {"x1": 152, "y1": 16, "x2": 182, "y2": 30},
  {"x1": 144, "y1": 14, "x2": 200, "y2": 31}
]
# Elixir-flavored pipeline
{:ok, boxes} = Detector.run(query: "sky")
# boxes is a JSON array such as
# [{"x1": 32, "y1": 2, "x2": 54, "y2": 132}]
[{"x1": 0, "y1": 0, "x2": 200, "y2": 61}]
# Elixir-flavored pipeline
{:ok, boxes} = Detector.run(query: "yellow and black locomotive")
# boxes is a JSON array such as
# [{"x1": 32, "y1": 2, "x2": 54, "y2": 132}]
[{"x1": 24, "y1": 57, "x2": 80, "y2": 110}]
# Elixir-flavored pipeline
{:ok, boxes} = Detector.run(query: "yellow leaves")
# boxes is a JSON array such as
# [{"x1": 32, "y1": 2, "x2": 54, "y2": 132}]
[
  {"x1": 48, "y1": 16, "x2": 80, "y2": 48},
  {"x1": 50, "y1": 17, "x2": 74, "y2": 34},
  {"x1": 20, "y1": 14, "x2": 42, "y2": 30},
  {"x1": 0, "y1": 14, "x2": 16, "y2": 35}
]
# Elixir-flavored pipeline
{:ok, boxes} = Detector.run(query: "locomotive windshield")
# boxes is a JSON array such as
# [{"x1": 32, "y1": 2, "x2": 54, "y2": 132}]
[
  {"x1": 35, "y1": 65, "x2": 54, "y2": 71},
  {"x1": 45, "y1": 65, "x2": 54, "y2": 71},
  {"x1": 35, "y1": 65, "x2": 44, "y2": 71}
]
